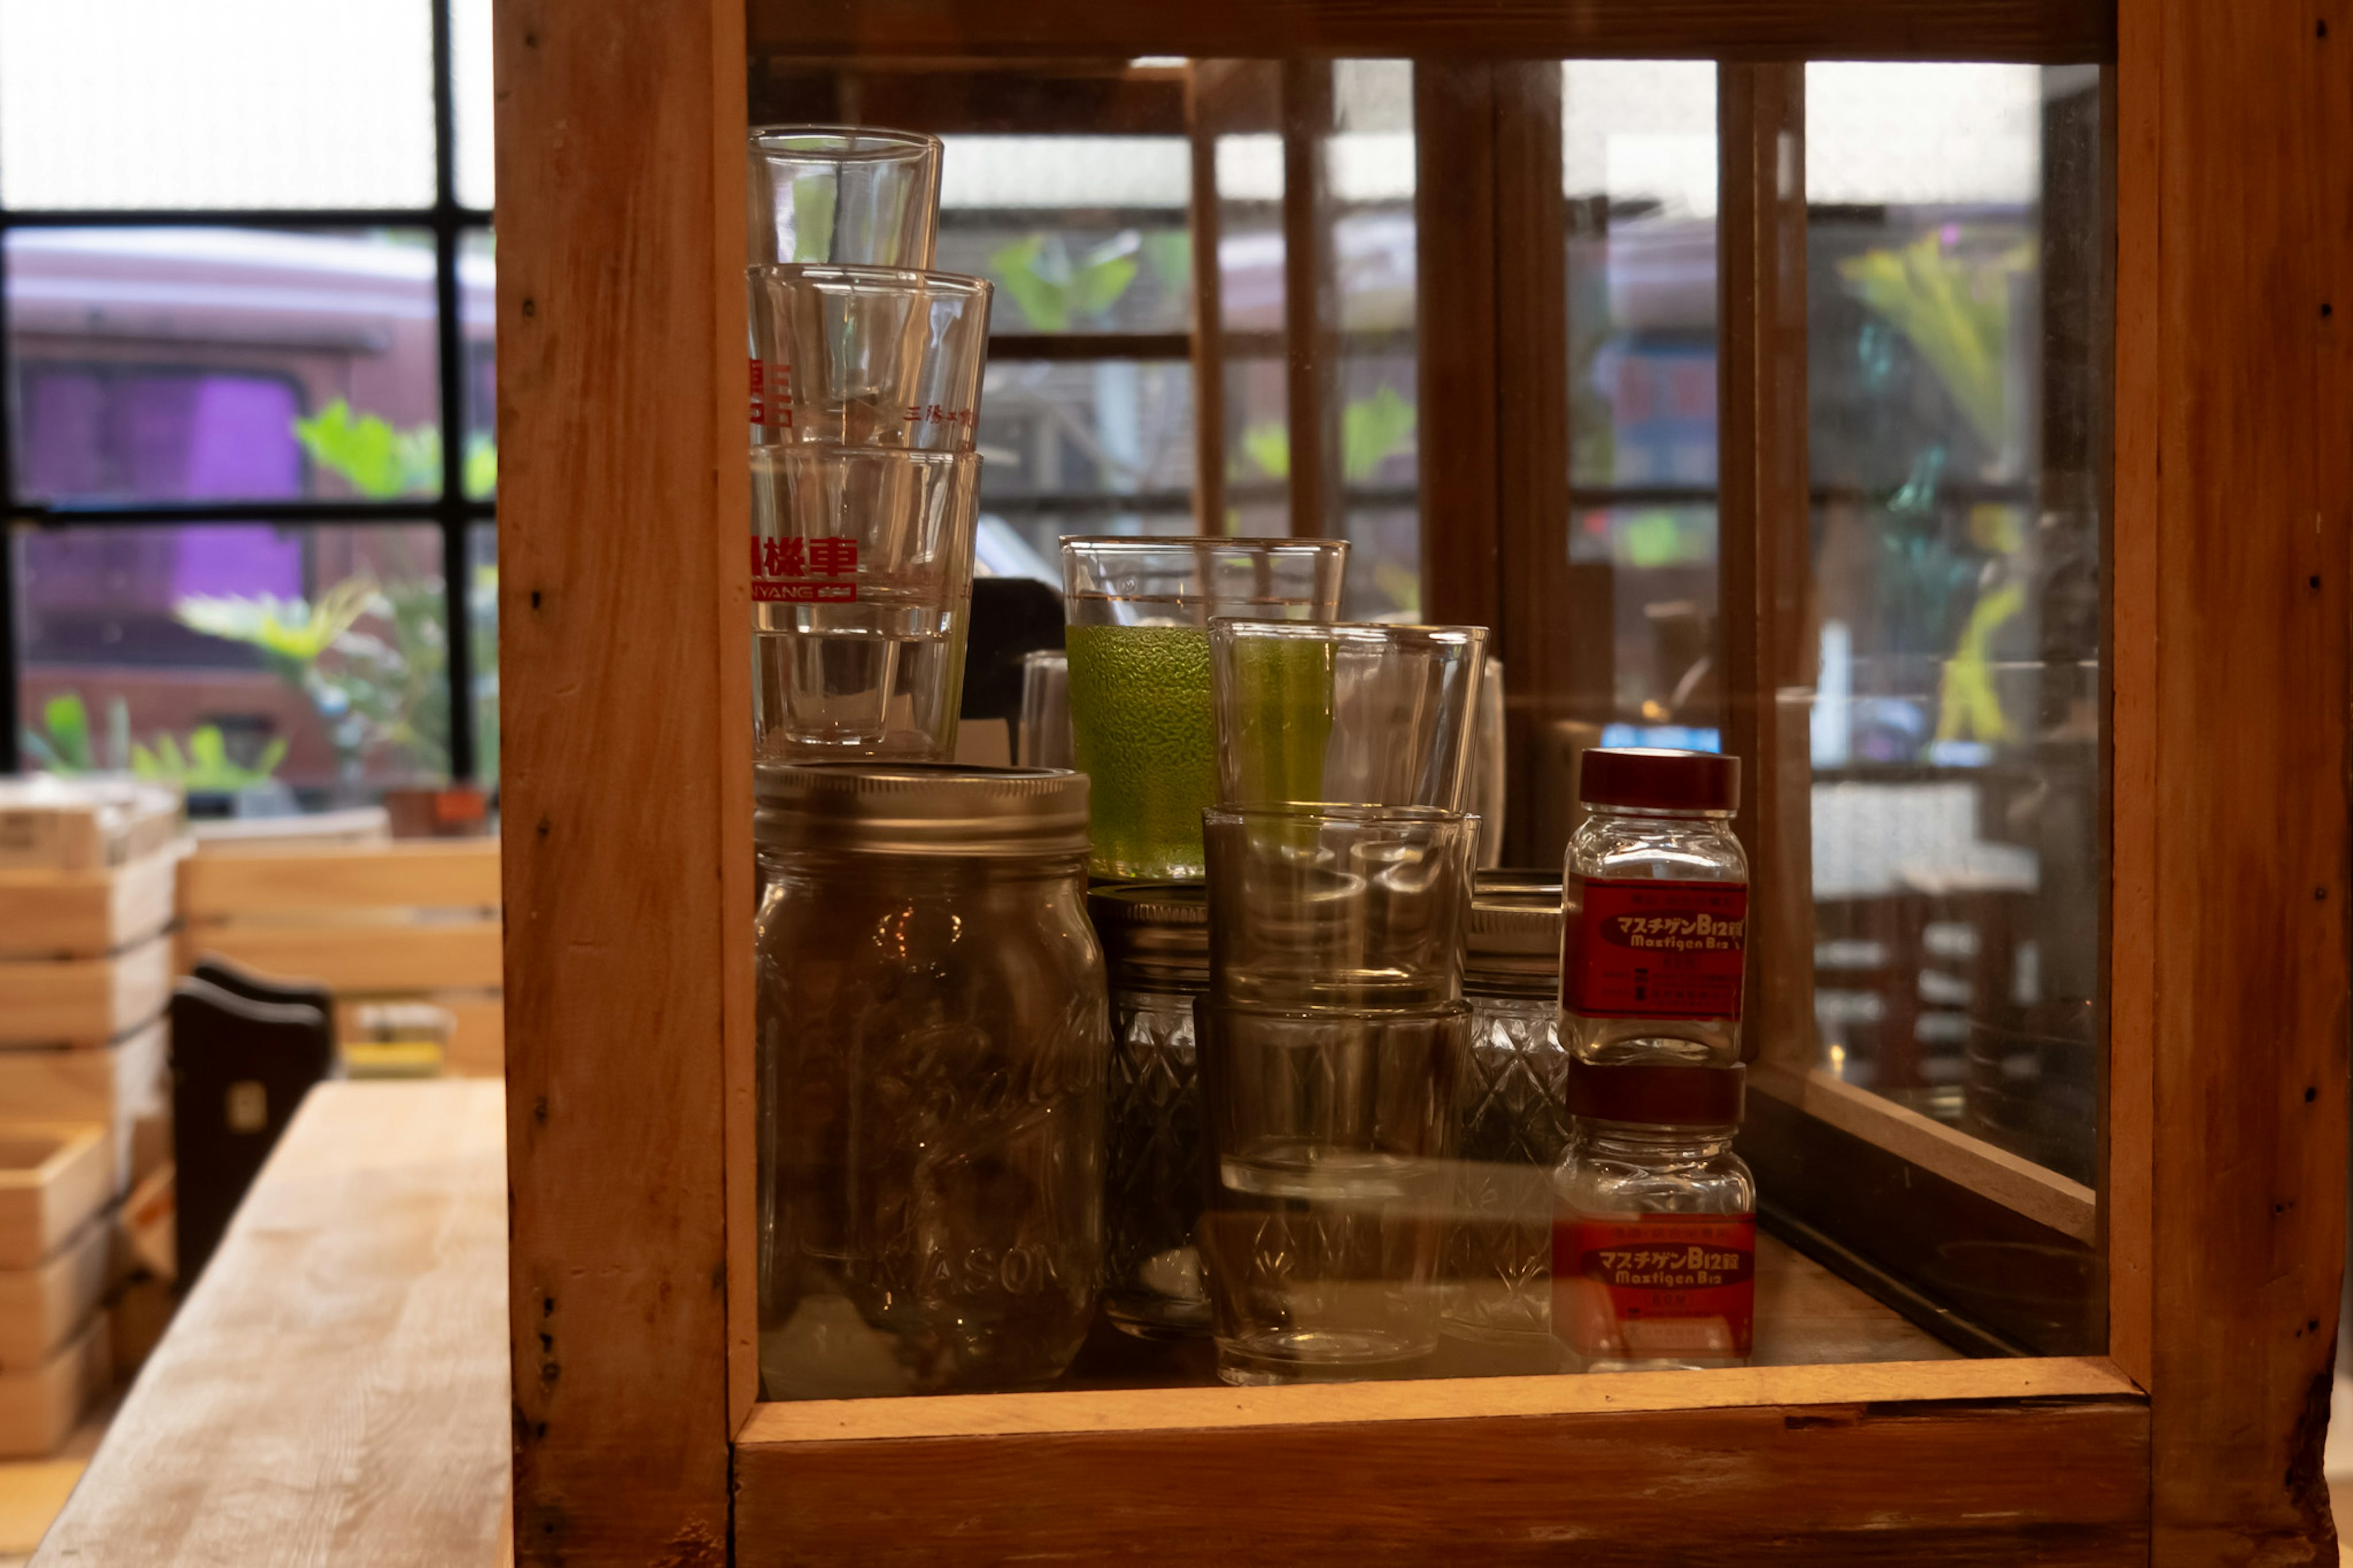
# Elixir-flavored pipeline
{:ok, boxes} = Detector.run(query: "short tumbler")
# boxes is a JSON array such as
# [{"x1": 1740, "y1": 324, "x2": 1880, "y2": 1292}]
[
  {"x1": 1210, "y1": 620, "x2": 1488, "y2": 813},
  {"x1": 750, "y1": 446, "x2": 979, "y2": 761},
  {"x1": 747, "y1": 125, "x2": 941, "y2": 268},
  {"x1": 1061, "y1": 537, "x2": 1345, "y2": 881},
  {"x1": 1200, "y1": 805, "x2": 1477, "y2": 1010},
  {"x1": 748, "y1": 265, "x2": 992, "y2": 449}
]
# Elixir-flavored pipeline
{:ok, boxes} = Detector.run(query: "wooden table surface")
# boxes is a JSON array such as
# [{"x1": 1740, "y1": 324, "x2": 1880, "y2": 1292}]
[{"x1": 32, "y1": 1081, "x2": 510, "y2": 1567}]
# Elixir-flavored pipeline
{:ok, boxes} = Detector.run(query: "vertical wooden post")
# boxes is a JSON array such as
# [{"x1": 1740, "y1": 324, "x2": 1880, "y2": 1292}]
[
  {"x1": 1413, "y1": 62, "x2": 1501, "y2": 634},
  {"x1": 2124, "y1": 0, "x2": 2353, "y2": 1559},
  {"x1": 495, "y1": 0, "x2": 748, "y2": 1561},
  {"x1": 1188, "y1": 64, "x2": 1230, "y2": 537},
  {"x1": 1282, "y1": 58, "x2": 1339, "y2": 540},
  {"x1": 1716, "y1": 63, "x2": 1814, "y2": 1071},
  {"x1": 1492, "y1": 63, "x2": 1573, "y2": 864}
]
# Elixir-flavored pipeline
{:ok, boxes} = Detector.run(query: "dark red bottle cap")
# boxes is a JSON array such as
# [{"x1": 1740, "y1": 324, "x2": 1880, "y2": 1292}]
[
  {"x1": 1577, "y1": 748, "x2": 1740, "y2": 813},
  {"x1": 1567, "y1": 1059, "x2": 1746, "y2": 1127}
]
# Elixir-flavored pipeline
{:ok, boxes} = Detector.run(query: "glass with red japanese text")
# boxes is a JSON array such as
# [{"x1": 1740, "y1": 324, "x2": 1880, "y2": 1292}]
[
  {"x1": 747, "y1": 264, "x2": 991, "y2": 450},
  {"x1": 750, "y1": 445, "x2": 979, "y2": 761},
  {"x1": 1552, "y1": 1061, "x2": 1754, "y2": 1372},
  {"x1": 1561, "y1": 748, "x2": 1749, "y2": 1069}
]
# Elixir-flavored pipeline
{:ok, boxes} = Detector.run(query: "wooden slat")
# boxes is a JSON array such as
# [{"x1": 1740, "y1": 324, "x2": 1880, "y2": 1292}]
[
  {"x1": 0, "y1": 1127, "x2": 109, "y2": 1274},
  {"x1": 2105, "y1": 26, "x2": 2156, "y2": 1398},
  {"x1": 496, "y1": 0, "x2": 746, "y2": 1558},
  {"x1": 2134, "y1": 0, "x2": 2352, "y2": 1561},
  {"x1": 179, "y1": 841, "x2": 500, "y2": 918},
  {"x1": 1186, "y1": 65, "x2": 1229, "y2": 536},
  {"x1": 1716, "y1": 62, "x2": 1815, "y2": 1073},
  {"x1": 1411, "y1": 62, "x2": 1501, "y2": 635},
  {"x1": 0, "y1": 1020, "x2": 167, "y2": 1195},
  {"x1": 1751, "y1": 1064, "x2": 2097, "y2": 1244},
  {"x1": 196, "y1": 920, "x2": 503, "y2": 994},
  {"x1": 0, "y1": 937, "x2": 169, "y2": 1050},
  {"x1": 738, "y1": 1384, "x2": 2147, "y2": 1564},
  {"x1": 745, "y1": 1355, "x2": 2129, "y2": 1444},
  {"x1": 748, "y1": 0, "x2": 2115, "y2": 64},
  {"x1": 1280, "y1": 59, "x2": 1338, "y2": 540},
  {"x1": 0, "y1": 850, "x2": 177, "y2": 961},
  {"x1": 1491, "y1": 62, "x2": 1572, "y2": 866},
  {"x1": 30, "y1": 1082, "x2": 509, "y2": 1565},
  {"x1": 0, "y1": 1318, "x2": 107, "y2": 1463}
]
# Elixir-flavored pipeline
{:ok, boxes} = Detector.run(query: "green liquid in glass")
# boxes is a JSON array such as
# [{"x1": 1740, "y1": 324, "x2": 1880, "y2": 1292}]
[
  {"x1": 1067, "y1": 623, "x2": 1216, "y2": 879},
  {"x1": 1222, "y1": 636, "x2": 1335, "y2": 806}
]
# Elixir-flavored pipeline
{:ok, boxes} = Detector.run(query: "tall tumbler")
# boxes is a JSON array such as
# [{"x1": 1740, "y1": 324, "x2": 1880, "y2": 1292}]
[
  {"x1": 1195, "y1": 804, "x2": 1476, "y2": 1384},
  {"x1": 747, "y1": 125, "x2": 941, "y2": 268},
  {"x1": 748, "y1": 265, "x2": 991, "y2": 449},
  {"x1": 1208, "y1": 620, "x2": 1489, "y2": 812},
  {"x1": 750, "y1": 446, "x2": 979, "y2": 761},
  {"x1": 1061, "y1": 537, "x2": 1346, "y2": 882}
]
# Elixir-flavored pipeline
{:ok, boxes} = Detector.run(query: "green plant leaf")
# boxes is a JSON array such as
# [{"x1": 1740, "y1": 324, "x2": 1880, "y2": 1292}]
[
  {"x1": 1240, "y1": 421, "x2": 1290, "y2": 481},
  {"x1": 1341, "y1": 387, "x2": 1416, "y2": 483},
  {"x1": 294, "y1": 398, "x2": 441, "y2": 499},
  {"x1": 989, "y1": 235, "x2": 1069, "y2": 331}
]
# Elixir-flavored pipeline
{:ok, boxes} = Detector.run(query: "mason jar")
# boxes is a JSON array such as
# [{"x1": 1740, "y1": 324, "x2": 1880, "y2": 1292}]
[
  {"x1": 1088, "y1": 884, "x2": 1211, "y2": 1339},
  {"x1": 1444, "y1": 874, "x2": 1570, "y2": 1350},
  {"x1": 754, "y1": 762, "x2": 1108, "y2": 1398}
]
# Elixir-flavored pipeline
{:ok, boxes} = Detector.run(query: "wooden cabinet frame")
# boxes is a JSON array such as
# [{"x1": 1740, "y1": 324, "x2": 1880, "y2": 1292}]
[{"x1": 494, "y1": 1, "x2": 2350, "y2": 1561}]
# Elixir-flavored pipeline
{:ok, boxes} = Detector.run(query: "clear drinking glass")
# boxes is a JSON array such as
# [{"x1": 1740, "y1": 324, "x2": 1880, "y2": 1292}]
[
  {"x1": 747, "y1": 125, "x2": 941, "y2": 268},
  {"x1": 749, "y1": 446, "x2": 979, "y2": 761},
  {"x1": 1208, "y1": 620, "x2": 1489, "y2": 812},
  {"x1": 747, "y1": 265, "x2": 992, "y2": 449},
  {"x1": 1061, "y1": 537, "x2": 1347, "y2": 881},
  {"x1": 1017, "y1": 649, "x2": 1072, "y2": 768},
  {"x1": 1200, "y1": 804, "x2": 1477, "y2": 1011}
]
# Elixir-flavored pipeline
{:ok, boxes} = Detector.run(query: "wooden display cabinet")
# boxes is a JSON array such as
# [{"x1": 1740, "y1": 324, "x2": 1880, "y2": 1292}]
[{"x1": 494, "y1": 0, "x2": 2350, "y2": 1561}]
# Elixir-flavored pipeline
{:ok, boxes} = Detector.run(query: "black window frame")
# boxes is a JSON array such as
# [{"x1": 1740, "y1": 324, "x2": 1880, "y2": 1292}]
[{"x1": 0, "y1": 0, "x2": 493, "y2": 783}]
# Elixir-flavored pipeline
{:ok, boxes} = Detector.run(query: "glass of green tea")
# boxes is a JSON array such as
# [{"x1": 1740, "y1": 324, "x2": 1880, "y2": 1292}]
[{"x1": 1061, "y1": 537, "x2": 1347, "y2": 880}]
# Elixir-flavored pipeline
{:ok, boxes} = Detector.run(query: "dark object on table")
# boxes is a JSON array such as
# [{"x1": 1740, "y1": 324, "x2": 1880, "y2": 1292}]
[
  {"x1": 958, "y1": 576, "x2": 1064, "y2": 724},
  {"x1": 169, "y1": 962, "x2": 337, "y2": 1287}
]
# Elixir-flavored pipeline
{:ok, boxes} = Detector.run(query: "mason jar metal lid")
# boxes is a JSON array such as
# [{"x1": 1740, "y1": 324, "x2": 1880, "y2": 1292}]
[
  {"x1": 1467, "y1": 871, "x2": 1564, "y2": 992},
  {"x1": 1087, "y1": 882, "x2": 1208, "y2": 985},
  {"x1": 754, "y1": 762, "x2": 1088, "y2": 857}
]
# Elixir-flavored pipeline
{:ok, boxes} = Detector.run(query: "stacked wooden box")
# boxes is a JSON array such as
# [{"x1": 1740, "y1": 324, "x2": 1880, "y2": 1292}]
[
  {"x1": 177, "y1": 839, "x2": 504, "y2": 1078},
  {"x1": 0, "y1": 782, "x2": 183, "y2": 1455}
]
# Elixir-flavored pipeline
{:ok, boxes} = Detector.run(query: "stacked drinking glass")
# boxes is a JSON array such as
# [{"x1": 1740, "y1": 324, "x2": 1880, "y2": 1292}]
[
  {"x1": 1193, "y1": 619, "x2": 1490, "y2": 1384},
  {"x1": 745, "y1": 127, "x2": 993, "y2": 761}
]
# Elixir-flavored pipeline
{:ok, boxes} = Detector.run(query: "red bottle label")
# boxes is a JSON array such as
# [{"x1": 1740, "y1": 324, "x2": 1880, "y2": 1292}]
[
  {"x1": 1553, "y1": 1211, "x2": 1756, "y2": 1360},
  {"x1": 1563, "y1": 876, "x2": 1748, "y2": 1021}
]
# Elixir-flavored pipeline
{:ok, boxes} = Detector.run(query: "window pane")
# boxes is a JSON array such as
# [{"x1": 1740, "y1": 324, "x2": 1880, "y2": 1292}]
[
  {"x1": 7, "y1": 229, "x2": 444, "y2": 505},
  {"x1": 1332, "y1": 61, "x2": 1419, "y2": 619},
  {"x1": 453, "y1": 0, "x2": 496, "y2": 211},
  {"x1": 1525, "y1": 62, "x2": 1722, "y2": 866},
  {"x1": 1771, "y1": 64, "x2": 2108, "y2": 1356},
  {"x1": 1565, "y1": 61, "x2": 1718, "y2": 491},
  {"x1": 17, "y1": 523, "x2": 452, "y2": 801},
  {"x1": 977, "y1": 358, "x2": 1194, "y2": 577},
  {"x1": 461, "y1": 230, "x2": 496, "y2": 498},
  {"x1": 939, "y1": 135, "x2": 1191, "y2": 334},
  {"x1": 468, "y1": 523, "x2": 497, "y2": 789},
  {"x1": 0, "y1": 0, "x2": 434, "y2": 210}
]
